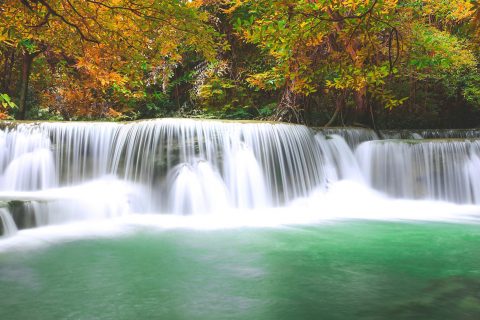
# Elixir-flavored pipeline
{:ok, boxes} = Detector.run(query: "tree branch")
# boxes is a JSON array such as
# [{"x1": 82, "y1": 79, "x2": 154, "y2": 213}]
[{"x1": 21, "y1": 0, "x2": 100, "y2": 43}]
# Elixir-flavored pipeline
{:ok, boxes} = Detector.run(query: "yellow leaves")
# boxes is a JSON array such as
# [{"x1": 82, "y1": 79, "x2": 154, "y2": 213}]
[
  {"x1": 159, "y1": 41, "x2": 179, "y2": 57},
  {"x1": 450, "y1": 0, "x2": 475, "y2": 21},
  {"x1": 422, "y1": 0, "x2": 475, "y2": 22},
  {"x1": 98, "y1": 72, "x2": 127, "y2": 87},
  {"x1": 328, "y1": 0, "x2": 374, "y2": 11},
  {"x1": 291, "y1": 77, "x2": 316, "y2": 95},
  {"x1": 326, "y1": 74, "x2": 366, "y2": 91},
  {"x1": 107, "y1": 108, "x2": 122, "y2": 118},
  {"x1": 0, "y1": 93, "x2": 16, "y2": 120},
  {"x1": 128, "y1": 91, "x2": 144, "y2": 99},
  {"x1": 325, "y1": 65, "x2": 409, "y2": 110},
  {"x1": 410, "y1": 24, "x2": 476, "y2": 74},
  {"x1": 379, "y1": 0, "x2": 398, "y2": 15},
  {"x1": 222, "y1": 0, "x2": 244, "y2": 14},
  {"x1": 384, "y1": 96, "x2": 408, "y2": 110},
  {"x1": 0, "y1": 112, "x2": 11, "y2": 120},
  {"x1": 74, "y1": 57, "x2": 90, "y2": 71},
  {"x1": 326, "y1": 68, "x2": 366, "y2": 92},
  {"x1": 0, "y1": 35, "x2": 16, "y2": 47},
  {"x1": 75, "y1": 45, "x2": 129, "y2": 91},
  {"x1": 187, "y1": 0, "x2": 219, "y2": 9},
  {"x1": 0, "y1": 0, "x2": 220, "y2": 120},
  {"x1": 326, "y1": 65, "x2": 391, "y2": 93},
  {"x1": 246, "y1": 71, "x2": 283, "y2": 90},
  {"x1": 328, "y1": 0, "x2": 359, "y2": 11},
  {"x1": 198, "y1": 84, "x2": 216, "y2": 99},
  {"x1": 0, "y1": 32, "x2": 8, "y2": 43},
  {"x1": 306, "y1": 32, "x2": 325, "y2": 47}
]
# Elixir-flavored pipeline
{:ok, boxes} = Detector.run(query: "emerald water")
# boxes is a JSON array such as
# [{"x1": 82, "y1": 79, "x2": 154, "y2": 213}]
[
  {"x1": 1, "y1": 120, "x2": 480, "y2": 319},
  {"x1": 1, "y1": 221, "x2": 479, "y2": 320}
]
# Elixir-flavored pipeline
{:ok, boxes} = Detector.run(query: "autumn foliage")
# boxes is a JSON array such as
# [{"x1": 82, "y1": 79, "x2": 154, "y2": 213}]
[{"x1": 1, "y1": 0, "x2": 480, "y2": 127}]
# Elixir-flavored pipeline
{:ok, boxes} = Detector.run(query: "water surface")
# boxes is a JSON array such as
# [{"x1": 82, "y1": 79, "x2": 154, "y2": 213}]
[{"x1": 1, "y1": 221, "x2": 479, "y2": 320}]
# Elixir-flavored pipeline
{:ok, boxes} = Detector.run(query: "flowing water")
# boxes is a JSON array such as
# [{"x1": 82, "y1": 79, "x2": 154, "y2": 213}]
[
  {"x1": 0, "y1": 119, "x2": 479, "y2": 319},
  {"x1": 380, "y1": 128, "x2": 480, "y2": 140},
  {"x1": 317, "y1": 127, "x2": 379, "y2": 148},
  {"x1": 356, "y1": 140, "x2": 480, "y2": 203}
]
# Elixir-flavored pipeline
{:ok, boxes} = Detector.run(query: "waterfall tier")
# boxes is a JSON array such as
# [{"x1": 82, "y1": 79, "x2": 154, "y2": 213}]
[
  {"x1": 380, "y1": 129, "x2": 480, "y2": 140},
  {"x1": 356, "y1": 140, "x2": 480, "y2": 203},
  {"x1": 0, "y1": 119, "x2": 479, "y2": 234},
  {"x1": 315, "y1": 127, "x2": 379, "y2": 148},
  {"x1": 0, "y1": 120, "x2": 329, "y2": 231},
  {"x1": 0, "y1": 208, "x2": 17, "y2": 237}
]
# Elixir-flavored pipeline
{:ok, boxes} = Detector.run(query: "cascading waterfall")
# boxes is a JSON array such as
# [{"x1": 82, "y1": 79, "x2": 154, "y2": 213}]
[
  {"x1": 380, "y1": 129, "x2": 480, "y2": 140},
  {"x1": 356, "y1": 140, "x2": 480, "y2": 203},
  {"x1": 379, "y1": 130, "x2": 423, "y2": 140},
  {"x1": 317, "y1": 127, "x2": 379, "y2": 148},
  {"x1": 0, "y1": 208, "x2": 17, "y2": 237},
  {"x1": 42, "y1": 120, "x2": 326, "y2": 206},
  {"x1": 0, "y1": 128, "x2": 56, "y2": 191},
  {"x1": 0, "y1": 119, "x2": 480, "y2": 235},
  {"x1": 2, "y1": 149, "x2": 56, "y2": 191},
  {"x1": 0, "y1": 119, "x2": 328, "y2": 231},
  {"x1": 466, "y1": 154, "x2": 480, "y2": 203},
  {"x1": 167, "y1": 161, "x2": 231, "y2": 214},
  {"x1": 315, "y1": 134, "x2": 364, "y2": 183}
]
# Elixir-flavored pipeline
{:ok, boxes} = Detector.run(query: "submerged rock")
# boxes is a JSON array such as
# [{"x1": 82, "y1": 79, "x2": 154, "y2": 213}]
[{"x1": 386, "y1": 277, "x2": 480, "y2": 320}]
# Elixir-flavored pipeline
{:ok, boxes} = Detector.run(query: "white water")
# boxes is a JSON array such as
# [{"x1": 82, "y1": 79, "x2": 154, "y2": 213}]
[
  {"x1": 315, "y1": 134, "x2": 364, "y2": 183},
  {"x1": 356, "y1": 140, "x2": 480, "y2": 203},
  {"x1": 381, "y1": 128, "x2": 480, "y2": 140},
  {"x1": 1, "y1": 180, "x2": 479, "y2": 252},
  {"x1": 168, "y1": 162, "x2": 230, "y2": 214},
  {"x1": 0, "y1": 208, "x2": 17, "y2": 237},
  {"x1": 318, "y1": 127, "x2": 378, "y2": 148},
  {"x1": 0, "y1": 119, "x2": 479, "y2": 240}
]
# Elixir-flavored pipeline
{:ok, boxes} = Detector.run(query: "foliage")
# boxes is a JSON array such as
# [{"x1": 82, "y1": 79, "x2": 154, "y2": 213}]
[
  {"x1": 0, "y1": 0, "x2": 479, "y2": 128},
  {"x1": 0, "y1": 93, "x2": 17, "y2": 119},
  {"x1": 0, "y1": 0, "x2": 220, "y2": 119}
]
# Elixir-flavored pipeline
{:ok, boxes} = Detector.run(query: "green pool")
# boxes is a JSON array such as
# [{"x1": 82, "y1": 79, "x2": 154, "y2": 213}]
[{"x1": 1, "y1": 221, "x2": 480, "y2": 320}]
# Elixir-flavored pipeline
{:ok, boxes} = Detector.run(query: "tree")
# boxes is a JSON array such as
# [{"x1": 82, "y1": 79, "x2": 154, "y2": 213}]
[
  {"x1": 221, "y1": 0, "x2": 479, "y2": 125},
  {"x1": 1, "y1": 0, "x2": 479, "y2": 126},
  {"x1": 0, "y1": 0, "x2": 219, "y2": 119}
]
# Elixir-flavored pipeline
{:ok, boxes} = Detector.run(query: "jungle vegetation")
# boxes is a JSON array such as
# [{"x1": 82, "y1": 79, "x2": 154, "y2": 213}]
[{"x1": 1, "y1": 0, "x2": 480, "y2": 128}]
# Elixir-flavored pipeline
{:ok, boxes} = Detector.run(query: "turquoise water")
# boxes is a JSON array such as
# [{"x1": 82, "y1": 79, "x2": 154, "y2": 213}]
[{"x1": 1, "y1": 221, "x2": 480, "y2": 319}]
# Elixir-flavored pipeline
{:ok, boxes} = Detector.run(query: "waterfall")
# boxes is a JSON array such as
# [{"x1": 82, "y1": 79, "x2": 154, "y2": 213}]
[
  {"x1": 38, "y1": 120, "x2": 326, "y2": 204},
  {"x1": 0, "y1": 127, "x2": 56, "y2": 190},
  {"x1": 315, "y1": 134, "x2": 364, "y2": 183},
  {"x1": 0, "y1": 119, "x2": 479, "y2": 232},
  {"x1": 316, "y1": 127, "x2": 378, "y2": 148},
  {"x1": 356, "y1": 140, "x2": 480, "y2": 203},
  {"x1": 167, "y1": 161, "x2": 230, "y2": 214},
  {"x1": 380, "y1": 129, "x2": 480, "y2": 140},
  {"x1": 465, "y1": 154, "x2": 480, "y2": 203},
  {"x1": 379, "y1": 130, "x2": 423, "y2": 140},
  {"x1": 0, "y1": 119, "x2": 329, "y2": 227},
  {"x1": 2, "y1": 148, "x2": 56, "y2": 191},
  {"x1": 0, "y1": 208, "x2": 17, "y2": 237}
]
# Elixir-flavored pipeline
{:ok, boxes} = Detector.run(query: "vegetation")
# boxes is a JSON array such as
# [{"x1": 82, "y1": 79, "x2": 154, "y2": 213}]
[{"x1": 1, "y1": 0, "x2": 480, "y2": 128}]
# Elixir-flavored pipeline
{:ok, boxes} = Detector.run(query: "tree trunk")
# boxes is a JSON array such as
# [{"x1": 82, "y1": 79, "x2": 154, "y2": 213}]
[
  {"x1": 352, "y1": 88, "x2": 370, "y2": 124},
  {"x1": 324, "y1": 93, "x2": 345, "y2": 127},
  {"x1": 18, "y1": 47, "x2": 46, "y2": 120},
  {"x1": 270, "y1": 83, "x2": 303, "y2": 123},
  {"x1": 18, "y1": 52, "x2": 35, "y2": 120},
  {"x1": 1, "y1": 49, "x2": 15, "y2": 94}
]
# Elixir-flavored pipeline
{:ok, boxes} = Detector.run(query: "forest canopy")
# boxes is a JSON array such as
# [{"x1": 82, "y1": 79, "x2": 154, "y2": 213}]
[{"x1": 1, "y1": 0, "x2": 480, "y2": 128}]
